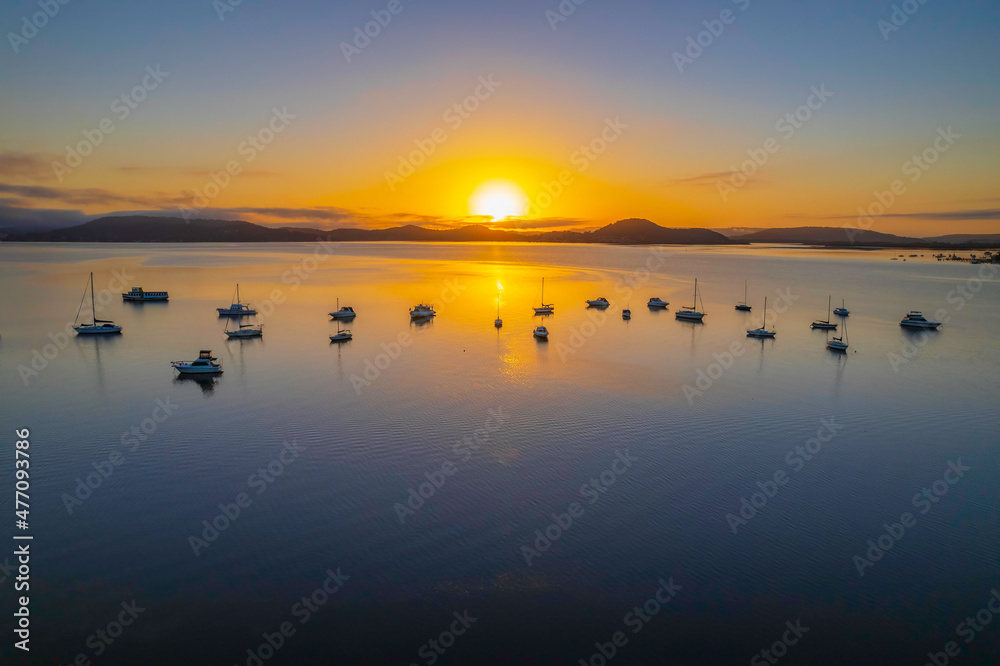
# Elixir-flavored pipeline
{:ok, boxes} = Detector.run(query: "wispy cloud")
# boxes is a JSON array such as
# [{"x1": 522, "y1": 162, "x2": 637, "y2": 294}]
[
  {"x1": 0, "y1": 151, "x2": 55, "y2": 181},
  {"x1": 793, "y1": 209, "x2": 1000, "y2": 222}
]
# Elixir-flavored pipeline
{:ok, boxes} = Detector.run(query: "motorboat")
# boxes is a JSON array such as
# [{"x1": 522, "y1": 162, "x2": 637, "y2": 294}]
[
  {"x1": 833, "y1": 298, "x2": 849, "y2": 316},
  {"x1": 533, "y1": 326, "x2": 549, "y2": 339},
  {"x1": 172, "y1": 350, "x2": 223, "y2": 374},
  {"x1": 409, "y1": 303, "x2": 436, "y2": 319},
  {"x1": 675, "y1": 278, "x2": 705, "y2": 321},
  {"x1": 73, "y1": 272, "x2": 122, "y2": 335},
  {"x1": 586, "y1": 297, "x2": 610, "y2": 308},
  {"x1": 122, "y1": 287, "x2": 168, "y2": 302},
  {"x1": 735, "y1": 280, "x2": 751, "y2": 311},
  {"x1": 810, "y1": 296, "x2": 837, "y2": 330},
  {"x1": 533, "y1": 278, "x2": 554, "y2": 314},
  {"x1": 647, "y1": 297, "x2": 668, "y2": 308},
  {"x1": 622, "y1": 308, "x2": 631, "y2": 320},
  {"x1": 217, "y1": 284, "x2": 256, "y2": 316},
  {"x1": 329, "y1": 298, "x2": 356, "y2": 320},
  {"x1": 900, "y1": 311, "x2": 941, "y2": 329},
  {"x1": 746, "y1": 297, "x2": 776, "y2": 338}
]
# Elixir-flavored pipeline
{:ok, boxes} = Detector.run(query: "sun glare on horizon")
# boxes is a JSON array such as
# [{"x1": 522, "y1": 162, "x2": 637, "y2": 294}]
[{"x1": 468, "y1": 179, "x2": 529, "y2": 221}]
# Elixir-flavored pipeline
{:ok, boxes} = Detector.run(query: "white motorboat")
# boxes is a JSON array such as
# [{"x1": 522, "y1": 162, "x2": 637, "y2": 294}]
[
  {"x1": 533, "y1": 326, "x2": 549, "y2": 339},
  {"x1": 329, "y1": 298, "x2": 356, "y2": 320},
  {"x1": 833, "y1": 298, "x2": 849, "y2": 316},
  {"x1": 622, "y1": 308, "x2": 631, "y2": 320},
  {"x1": 409, "y1": 303, "x2": 436, "y2": 319},
  {"x1": 810, "y1": 296, "x2": 837, "y2": 330},
  {"x1": 675, "y1": 278, "x2": 705, "y2": 321},
  {"x1": 900, "y1": 311, "x2": 941, "y2": 329},
  {"x1": 533, "y1": 278, "x2": 554, "y2": 314},
  {"x1": 225, "y1": 322, "x2": 262, "y2": 338},
  {"x1": 586, "y1": 297, "x2": 610, "y2": 308},
  {"x1": 73, "y1": 272, "x2": 122, "y2": 335},
  {"x1": 647, "y1": 297, "x2": 669, "y2": 308},
  {"x1": 122, "y1": 287, "x2": 168, "y2": 302},
  {"x1": 746, "y1": 297, "x2": 776, "y2": 338},
  {"x1": 172, "y1": 350, "x2": 223, "y2": 374},
  {"x1": 217, "y1": 284, "x2": 256, "y2": 316},
  {"x1": 735, "y1": 280, "x2": 751, "y2": 311}
]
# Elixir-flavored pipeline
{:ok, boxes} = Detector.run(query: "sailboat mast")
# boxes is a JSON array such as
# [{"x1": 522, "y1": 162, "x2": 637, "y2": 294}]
[
  {"x1": 827, "y1": 295, "x2": 831, "y2": 321},
  {"x1": 541, "y1": 278, "x2": 544, "y2": 304},
  {"x1": 90, "y1": 272, "x2": 96, "y2": 324},
  {"x1": 763, "y1": 296, "x2": 767, "y2": 328},
  {"x1": 236, "y1": 283, "x2": 241, "y2": 305},
  {"x1": 744, "y1": 280, "x2": 747, "y2": 305}
]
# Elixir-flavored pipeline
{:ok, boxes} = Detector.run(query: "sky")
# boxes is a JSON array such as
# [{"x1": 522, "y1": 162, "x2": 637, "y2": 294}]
[{"x1": 1, "y1": 0, "x2": 998, "y2": 237}]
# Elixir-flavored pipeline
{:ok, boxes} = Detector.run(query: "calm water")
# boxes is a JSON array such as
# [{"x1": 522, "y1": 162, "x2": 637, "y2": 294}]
[{"x1": 1, "y1": 242, "x2": 998, "y2": 665}]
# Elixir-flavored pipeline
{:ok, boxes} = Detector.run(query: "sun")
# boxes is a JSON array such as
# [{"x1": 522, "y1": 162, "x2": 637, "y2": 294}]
[{"x1": 468, "y1": 179, "x2": 529, "y2": 220}]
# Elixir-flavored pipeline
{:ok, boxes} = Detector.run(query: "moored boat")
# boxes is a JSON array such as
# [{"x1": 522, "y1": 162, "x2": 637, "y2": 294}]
[
  {"x1": 172, "y1": 350, "x2": 223, "y2": 374},
  {"x1": 122, "y1": 287, "x2": 168, "y2": 302}
]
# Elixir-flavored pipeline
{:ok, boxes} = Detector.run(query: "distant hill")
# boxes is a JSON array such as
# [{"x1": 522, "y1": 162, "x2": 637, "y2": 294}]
[
  {"x1": 922, "y1": 233, "x2": 1000, "y2": 244},
  {"x1": 3, "y1": 216, "x2": 737, "y2": 245},
  {"x1": 739, "y1": 226, "x2": 920, "y2": 245}
]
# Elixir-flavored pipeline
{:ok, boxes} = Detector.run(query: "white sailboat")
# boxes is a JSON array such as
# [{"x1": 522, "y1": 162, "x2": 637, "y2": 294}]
[
  {"x1": 494, "y1": 288, "x2": 503, "y2": 328},
  {"x1": 73, "y1": 272, "x2": 122, "y2": 335},
  {"x1": 330, "y1": 318, "x2": 352, "y2": 342},
  {"x1": 217, "y1": 284, "x2": 257, "y2": 316},
  {"x1": 225, "y1": 319, "x2": 262, "y2": 338},
  {"x1": 735, "y1": 280, "x2": 751, "y2": 311},
  {"x1": 533, "y1": 278, "x2": 554, "y2": 314},
  {"x1": 810, "y1": 296, "x2": 837, "y2": 330},
  {"x1": 833, "y1": 298, "x2": 849, "y2": 316},
  {"x1": 675, "y1": 278, "x2": 705, "y2": 321},
  {"x1": 746, "y1": 297, "x2": 776, "y2": 338},
  {"x1": 827, "y1": 318, "x2": 848, "y2": 351}
]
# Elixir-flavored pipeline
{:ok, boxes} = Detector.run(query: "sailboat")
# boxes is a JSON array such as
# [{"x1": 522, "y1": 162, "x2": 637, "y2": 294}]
[
  {"x1": 494, "y1": 288, "x2": 503, "y2": 328},
  {"x1": 217, "y1": 284, "x2": 257, "y2": 316},
  {"x1": 746, "y1": 297, "x2": 776, "y2": 338},
  {"x1": 330, "y1": 317, "x2": 352, "y2": 342},
  {"x1": 735, "y1": 280, "x2": 752, "y2": 311},
  {"x1": 833, "y1": 298, "x2": 849, "y2": 316},
  {"x1": 73, "y1": 272, "x2": 122, "y2": 335},
  {"x1": 533, "y1": 278, "x2": 554, "y2": 314},
  {"x1": 810, "y1": 296, "x2": 837, "y2": 330},
  {"x1": 675, "y1": 278, "x2": 705, "y2": 321},
  {"x1": 225, "y1": 318, "x2": 262, "y2": 338},
  {"x1": 827, "y1": 318, "x2": 848, "y2": 351}
]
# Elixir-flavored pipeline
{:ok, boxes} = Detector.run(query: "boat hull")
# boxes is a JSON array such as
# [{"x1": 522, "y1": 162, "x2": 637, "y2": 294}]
[
  {"x1": 74, "y1": 325, "x2": 122, "y2": 334},
  {"x1": 833, "y1": 309, "x2": 849, "y2": 316},
  {"x1": 533, "y1": 307, "x2": 554, "y2": 314},
  {"x1": 746, "y1": 329, "x2": 775, "y2": 338},
  {"x1": 123, "y1": 294, "x2": 168, "y2": 301},
  {"x1": 811, "y1": 322, "x2": 837, "y2": 330},
  {"x1": 226, "y1": 330, "x2": 262, "y2": 338},
  {"x1": 172, "y1": 365, "x2": 222, "y2": 374},
  {"x1": 586, "y1": 301, "x2": 609, "y2": 307},
  {"x1": 827, "y1": 341, "x2": 848, "y2": 351},
  {"x1": 675, "y1": 311, "x2": 704, "y2": 321},
  {"x1": 218, "y1": 308, "x2": 257, "y2": 316},
  {"x1": 330, "y1": 312, "x2": 356, "y2": 320},
  {"x1": 900, "y1": 321, "x2": 940, "y2": 329},
  {"x1": 330, "y1": 333, "x2": 353, "y2": 342},
  {"x1": 735, "y1": 305, "x2": 752, "y2": 311}
]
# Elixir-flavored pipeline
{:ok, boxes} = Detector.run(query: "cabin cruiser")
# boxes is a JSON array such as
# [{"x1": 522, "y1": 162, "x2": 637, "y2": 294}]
[
  {"x1": 533, "y1": 326, "x2": 549, "y2": 339},
  {"x1": 622, "y1": 308, "x2": 631, "y2": 320},
  {"x1": 409, "y1": 303, "x2": 436, "y2": 319},
  {"x1": 122, "y1": 287, "x2": 168, "y2": 302},
  {"x1": 647, "y1": 297, "x2": 668, "y2": 308},
  {"x1": 329, "y1": 298, "x2": 356, "y2": 320},
  {"x1": 900, "y1": 311, "x2": 941, "y2": 329},
  {"x1": 171, "y1": 350, "x2": 223, "y2": 374},
  {"x1": 586, "y1": 297, "x2": 610, "y2": 307}
]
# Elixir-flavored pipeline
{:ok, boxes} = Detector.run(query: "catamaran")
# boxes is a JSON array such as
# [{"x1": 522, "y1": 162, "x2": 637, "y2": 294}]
[
  {"x1": 217, "y1": 284, "x2": 256, "y2": 316},
  {"x1": 735, "y1": 280, "x2": 751, "y2": 311},
  {"x1": 675, "y1": 278, "x2": 705, "y2": 321},
  {"x1": 533, "y1": 278, "x2": 554, "y2": 314},
  {"x1": 810, "y1": 296, "x2": 837, "y2": 330},
  {"x1": 73, "y1": 272, "x2": 122, "y2": 335},
  {"x1": 746, "y1": 297, "x2": 776, "y2": 338}
]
